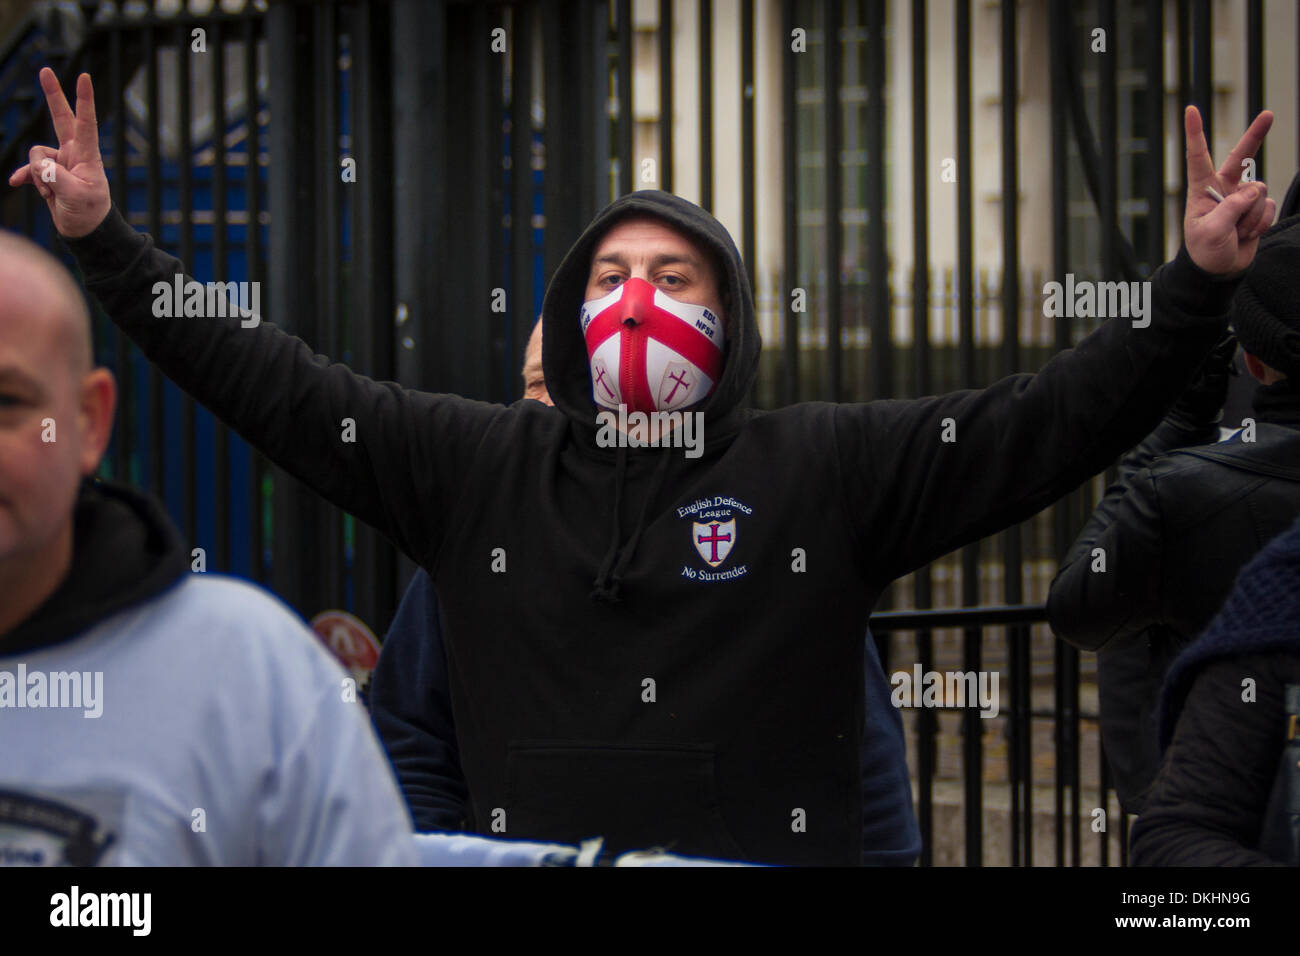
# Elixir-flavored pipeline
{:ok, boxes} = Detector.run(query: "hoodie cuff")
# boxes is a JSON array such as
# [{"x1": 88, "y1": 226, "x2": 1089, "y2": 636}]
[
  {"x1": 59, "y1": 205, "x2": 151, "y2": 284},
  {"x1": 1156, "y1": 244, "x2": 1244, "y2": 319}
]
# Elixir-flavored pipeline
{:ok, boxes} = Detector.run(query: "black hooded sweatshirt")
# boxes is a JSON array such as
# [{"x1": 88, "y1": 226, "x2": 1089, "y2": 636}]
[
  {"x1": 4, "y1": 479, "x2": 189, "y2": 653},
  {"x1": 63, "y1": 190, "x2": 1238, "y2": 865}
]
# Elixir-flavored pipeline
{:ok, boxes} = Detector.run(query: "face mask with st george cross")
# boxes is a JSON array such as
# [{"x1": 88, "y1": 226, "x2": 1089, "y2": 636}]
[{"x1": 579, "y1": 277, "x2": 725, "y2": 415}]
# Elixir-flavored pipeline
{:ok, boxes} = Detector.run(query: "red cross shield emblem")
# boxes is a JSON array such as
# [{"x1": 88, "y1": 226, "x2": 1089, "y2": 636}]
[
  {"x1": 591, "y1": 355, "x2": 619, "y2": 405},
  {"x1": 658, "y1": 360, "x2": 699, "y2": 411},
  {"x1": 693, "y1": 519, "x2": 736, "y2": 567}
]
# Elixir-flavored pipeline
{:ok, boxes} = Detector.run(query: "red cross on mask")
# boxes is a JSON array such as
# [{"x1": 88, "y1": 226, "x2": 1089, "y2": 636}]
[{"x1": 580, "y1": 277, "x2": 725, "y2": 414}]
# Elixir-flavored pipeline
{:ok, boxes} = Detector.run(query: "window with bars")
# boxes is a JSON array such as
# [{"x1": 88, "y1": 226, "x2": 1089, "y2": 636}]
[
  {"x1": 1065, "y1": 0, "x2": 1162, "y2": 279},
  {"x1": 791, "y1": 0, "x2": 888, "y2": 402}
]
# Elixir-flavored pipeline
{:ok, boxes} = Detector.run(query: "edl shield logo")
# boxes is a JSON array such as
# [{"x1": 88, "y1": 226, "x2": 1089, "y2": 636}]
[{"x1": 692, "y1": 519, "x2": 735, "y2": 567}]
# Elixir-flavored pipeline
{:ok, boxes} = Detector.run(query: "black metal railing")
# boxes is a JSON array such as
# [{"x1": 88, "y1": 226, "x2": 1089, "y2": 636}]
[
  {"x1": 2, "y1": 0, "x2": 1286, "y2": 866},
  {"x1": 871, "y1": 604, "x2": 1121, "y2": 866}
]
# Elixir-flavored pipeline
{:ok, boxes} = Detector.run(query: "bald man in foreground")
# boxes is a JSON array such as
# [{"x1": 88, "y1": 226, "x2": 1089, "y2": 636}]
[{"x1": 0, "y1": 231, "x2": 416, "y2": 866}]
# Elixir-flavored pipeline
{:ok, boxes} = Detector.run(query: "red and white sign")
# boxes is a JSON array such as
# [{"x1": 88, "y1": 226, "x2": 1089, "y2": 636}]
[{"x1": 309, "y1": 610, "x2": 381, "y2": 687}]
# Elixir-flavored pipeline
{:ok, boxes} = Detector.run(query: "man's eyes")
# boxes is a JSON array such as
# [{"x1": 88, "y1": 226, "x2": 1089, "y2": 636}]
[{"x1": 598, "y1": 274, "x2": 684, "y2": 288}]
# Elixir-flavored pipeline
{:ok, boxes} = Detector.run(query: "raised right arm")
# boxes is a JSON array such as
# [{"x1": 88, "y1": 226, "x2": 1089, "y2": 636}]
[
  {"x1": 1046, "y1": 339, "x2": 1231, "y2": 650},
  {"x1": 9, "y1": 69, "x2": 501, "y2": 567},
  {"x1": 67, "y1": 210, "x2": 502, "y2": 566}
]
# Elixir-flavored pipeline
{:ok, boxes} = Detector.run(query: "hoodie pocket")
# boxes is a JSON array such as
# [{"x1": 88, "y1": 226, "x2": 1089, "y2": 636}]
[{"x1": 504, "y1": 740, "x2": 747, "y2": 861}]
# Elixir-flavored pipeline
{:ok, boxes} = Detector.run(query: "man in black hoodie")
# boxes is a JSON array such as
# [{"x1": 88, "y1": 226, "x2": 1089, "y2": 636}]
[
  {"x1": 370, "y1": 321, "x2": 921, "y2": 863},
  {"x1": 10, "y1": 69, "x2": 1277, "y2": 864}
]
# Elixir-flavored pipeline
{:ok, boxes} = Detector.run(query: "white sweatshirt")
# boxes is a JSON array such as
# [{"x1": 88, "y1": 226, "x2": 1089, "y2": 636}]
[{"x1": 0, "y1": 574, "x2": 416, "y2": 866}]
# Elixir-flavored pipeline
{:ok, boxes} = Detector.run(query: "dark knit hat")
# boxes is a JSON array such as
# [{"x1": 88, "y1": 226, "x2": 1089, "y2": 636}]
[{"x1": 1232, "y1": 213, "x2": 1300, "y2": 379}]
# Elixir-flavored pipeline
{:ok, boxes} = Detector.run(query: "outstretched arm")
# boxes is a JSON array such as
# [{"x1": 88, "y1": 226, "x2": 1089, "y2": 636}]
[
  {"x1": 1046, "y1": 336, "x2": 1234, "y2": 650},
  {"x1": 9, "y1": 70, "x2": 500, "y2": 567},
  {"x1": 834, "y1": 107, "x2": 1274, "y2": 581}
]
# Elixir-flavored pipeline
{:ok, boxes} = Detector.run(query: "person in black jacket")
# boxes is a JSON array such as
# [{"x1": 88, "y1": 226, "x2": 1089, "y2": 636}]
[
  {"x1": 370, "y1": 321, "x2": 923, "y2": 864},
  {"x1": 1130, "y1": 516, "x2": 1300, "y2": 866},
  {"x1": 369, "y1": 320, "x2": 552, "y2": 834},
  {"x1": 1047, "y1": 216, "x2": 1300, "y2": 814},
  {"x1": 10, "y1": 69, "x2": 1278, "y2": 864}
]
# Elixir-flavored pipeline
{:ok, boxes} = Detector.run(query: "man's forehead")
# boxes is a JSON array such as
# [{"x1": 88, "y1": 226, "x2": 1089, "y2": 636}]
[
  {"x1": 589, "y1": 215, "x2": 705, "y2": 264},
  {"x1": 0, "y1": 299, "x2": 66, "y2": 387},
  {"x1": 0, "y1": 236, "x2": 93, "y2": 373}
]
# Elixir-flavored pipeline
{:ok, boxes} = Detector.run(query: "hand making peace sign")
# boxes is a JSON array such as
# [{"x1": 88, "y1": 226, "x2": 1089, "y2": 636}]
[
  {"x1": 8, "y1": 68, "x2": 112, "y2": 240},
  {"x1": 7, "y1": 71, "x2": 1280, "y2": 277},
  {"x1": 1182, "y1": 105, "x2": 1275, "y2": 277}
]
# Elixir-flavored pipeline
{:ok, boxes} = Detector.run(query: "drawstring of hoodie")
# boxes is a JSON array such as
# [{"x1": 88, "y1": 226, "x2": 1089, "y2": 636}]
[
  {"x1": 589, "y1": 445, "x2": 629, "y2": 603},
  {"x1": 589, "y1": 447, "x2": 674, "y2": 605}
]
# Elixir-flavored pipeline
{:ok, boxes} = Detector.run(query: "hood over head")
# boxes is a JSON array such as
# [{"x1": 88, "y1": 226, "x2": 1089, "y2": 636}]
[
  {"x1": 541, "y1": 190, "x2": 761, "y2": 438},
  {"x1": 539, "y1": 191, "x2": 762, "y2": 604}
]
